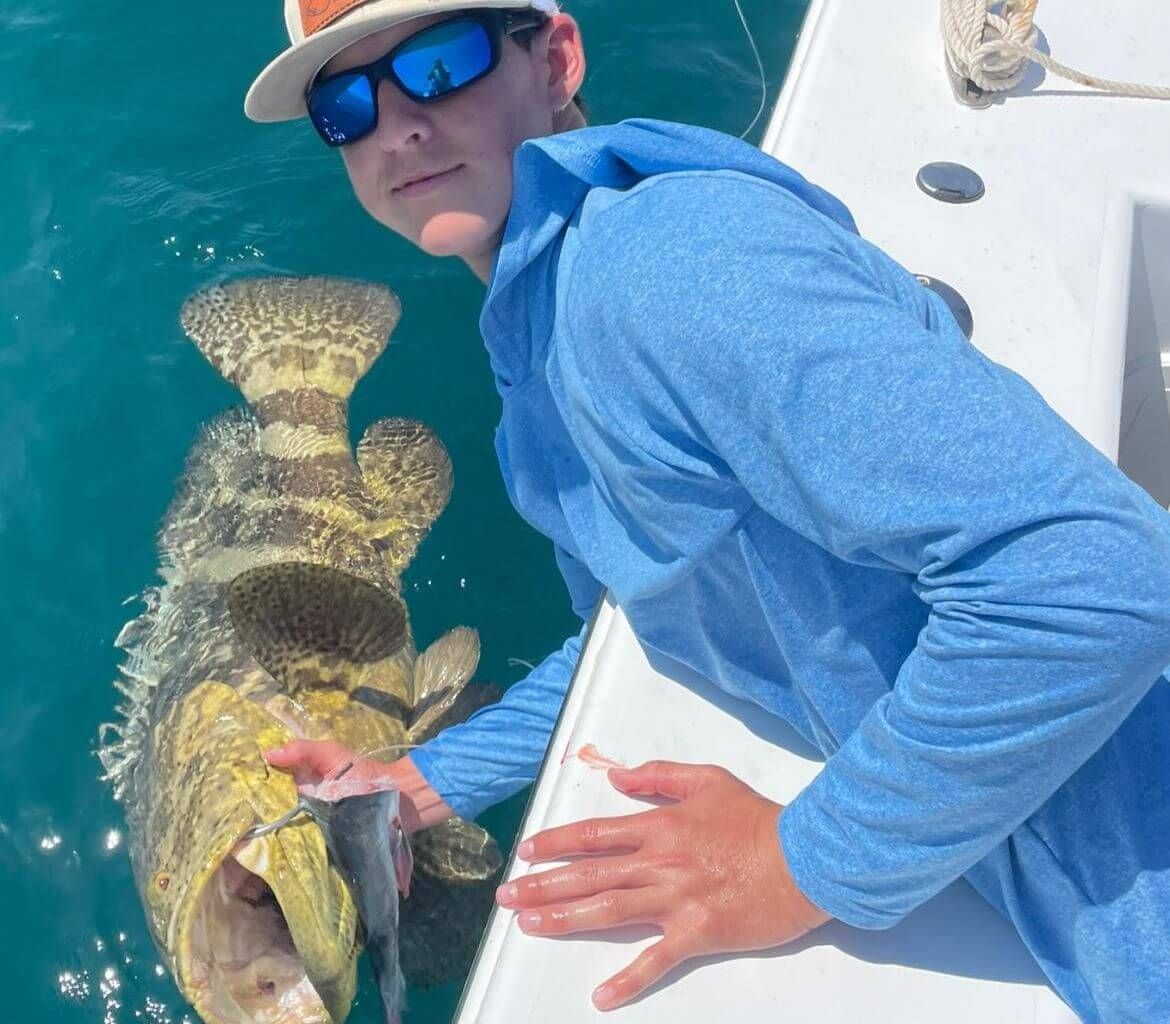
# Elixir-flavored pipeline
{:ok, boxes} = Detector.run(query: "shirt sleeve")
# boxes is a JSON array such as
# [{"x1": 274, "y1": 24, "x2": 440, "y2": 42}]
[
  {"x1": 565, "y1": 174, "x2": 1170, "y2": 928},
  {"x1": 411, "y1": 545, "x2": 602, "y2": 821}
]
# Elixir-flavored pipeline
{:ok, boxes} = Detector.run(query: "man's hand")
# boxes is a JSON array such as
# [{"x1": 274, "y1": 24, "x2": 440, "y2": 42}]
[
  {"x1": 264, "y1": 740, "x2": 454, "y2": 834},
  {"x1": 495, "y1": 760, "x2": 832, "y2": 1011}
]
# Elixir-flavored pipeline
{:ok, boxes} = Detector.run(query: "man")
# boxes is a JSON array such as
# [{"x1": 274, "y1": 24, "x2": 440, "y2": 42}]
[{"x1": 249, "y1": 2, "x2": 1170, "y2": 1019}]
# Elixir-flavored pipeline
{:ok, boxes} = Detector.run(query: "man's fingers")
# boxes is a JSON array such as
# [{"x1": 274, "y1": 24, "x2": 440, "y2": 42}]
[
  {"x1": 518, "y1": 812, "x2": 650, "y2": 863},
  {"x1": 264, "y1": 740, "x2": 353, "y2": 786},
  {"x1": 264, "y1": 739, "x2": 342, "y2": 769},
  {"x1": 607, "y1": 760, "x2": 727, "y2": 801},
  {"x1": 516, "y1": 887, "x2": 663, "y2": 937},
  {"x1": 592, "y1": 932, "x2": 693, "y2": 1011},
  {"x1": 262, "y1": 742, "x2": 305, "y2": 768},
  {"x1": 498, "y1": 856, "x2": 652, "y2": 908}
]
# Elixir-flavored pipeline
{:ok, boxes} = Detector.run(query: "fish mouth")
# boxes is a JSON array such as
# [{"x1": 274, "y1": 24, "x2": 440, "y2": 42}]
[
  {"x1": 176, "y1": 831, "x2": 357, "y2": 1024},
  {"x1": 182, "y1": 853, "x2": 328, "y2": 1024},
  {"x1": 139, "y1": 680, "x2": 357, "y2": 1024}
]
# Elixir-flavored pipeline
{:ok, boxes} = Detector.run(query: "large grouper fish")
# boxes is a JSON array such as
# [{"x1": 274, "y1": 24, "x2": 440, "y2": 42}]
[{"x1": 97, "y1": 276, "x2": 505, "y2": 1024}]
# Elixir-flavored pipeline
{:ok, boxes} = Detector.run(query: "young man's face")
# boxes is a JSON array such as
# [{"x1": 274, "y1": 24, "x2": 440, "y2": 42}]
[{"x1": 321, "y1": 10, "x2": 586, "y2": 277}]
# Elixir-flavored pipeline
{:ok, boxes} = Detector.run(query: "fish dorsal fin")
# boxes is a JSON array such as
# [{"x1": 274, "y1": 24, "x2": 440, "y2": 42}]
[
  {"x1": 180, "y1": 276, "x2": 401, "y2": 408},
  {"x1": 228, "y1": 562, "x2": 408, "y2": 695},
  {"x1": 357, "y1": 418, "x2": 452, "y2": 576}
]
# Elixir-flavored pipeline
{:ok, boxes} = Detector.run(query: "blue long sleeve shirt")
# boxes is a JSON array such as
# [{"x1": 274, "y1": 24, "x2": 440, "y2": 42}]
[{"x1": 411, "y1": 118, "x2": 1170, "y2": 1021}]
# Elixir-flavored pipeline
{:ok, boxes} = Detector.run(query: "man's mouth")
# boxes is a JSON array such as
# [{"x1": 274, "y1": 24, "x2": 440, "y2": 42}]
[{"x1": 392, "y1": 164, "x2": 464, "y2": 197}]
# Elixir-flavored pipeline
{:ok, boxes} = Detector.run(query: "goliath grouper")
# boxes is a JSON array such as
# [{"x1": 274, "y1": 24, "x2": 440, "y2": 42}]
[{"x1": 98, "y1": 276, "x2": 503, "y2": 1024}]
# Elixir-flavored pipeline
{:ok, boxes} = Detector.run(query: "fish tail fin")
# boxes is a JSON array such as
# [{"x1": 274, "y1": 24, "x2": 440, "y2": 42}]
[{"x1": 179, "y1": 276, "x2": 401, "y2": 417}]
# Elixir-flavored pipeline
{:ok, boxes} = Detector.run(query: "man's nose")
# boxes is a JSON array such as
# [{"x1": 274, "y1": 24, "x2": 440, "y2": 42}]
[{"x1": 372, "y1": 78, "x2": 432, "y2": 152}]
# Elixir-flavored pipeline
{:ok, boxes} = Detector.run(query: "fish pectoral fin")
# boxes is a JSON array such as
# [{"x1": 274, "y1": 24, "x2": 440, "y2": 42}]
[
  {"x1": 406, "y1": 627, "x2": 486, "y2": 740},
  {"x1": 412, "y1": 818, "x2": 503, "y2": 884},
  {"x1": 408, "y1": 678, "x2": 501, "y2": 744},
  {"x1": 399, "y1": 819, "x2": 504, "y2": 989},
  {"x1": 412, "y1": 627, "x2": 479, "y2": 704},
  {"x1": 357, "y1": 418, "x2": 452, "y2": 576},
  {"x1": 392, "y1": 820, "x2": 414, "y2": 898},
  {"x1": 228, "y1": 561, "x2": 408, "y2": 695}
]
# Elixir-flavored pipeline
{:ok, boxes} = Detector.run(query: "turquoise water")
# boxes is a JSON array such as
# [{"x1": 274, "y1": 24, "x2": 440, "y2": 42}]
[{"x1": 0, "y1": 1, "x2": 806, "y2": 1020}]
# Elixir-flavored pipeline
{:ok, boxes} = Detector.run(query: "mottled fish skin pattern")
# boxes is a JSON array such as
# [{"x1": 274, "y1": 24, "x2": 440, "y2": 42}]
[{"x1": 98, "y1": 277, "x2": 499, "y2": 1024}]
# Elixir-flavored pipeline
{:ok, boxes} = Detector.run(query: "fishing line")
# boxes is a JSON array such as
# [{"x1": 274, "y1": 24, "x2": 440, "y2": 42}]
[
  {"x1": 356, "y1": 742, "x2": 421, "y2": 762},
  {"x1": 731, "y1": 0, "x2": 768, "y2": 139}
]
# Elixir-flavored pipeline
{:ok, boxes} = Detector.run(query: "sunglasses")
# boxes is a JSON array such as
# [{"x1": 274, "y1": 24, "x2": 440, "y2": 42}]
[{"x1": 307, "y1": 9, "x2": 547, "y2": 147}]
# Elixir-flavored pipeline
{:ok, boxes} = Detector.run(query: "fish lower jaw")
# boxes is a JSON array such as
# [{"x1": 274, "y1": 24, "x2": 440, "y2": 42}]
[
  {"x1": 187, "y1": 972, "x2": 332, "y2": 1024},
  {"x1": 179, "y1": 857, "x2": 336, "y2": 1024},
  {"x1": 185, "y1": 955, "x2": 331, "y2": 1024}
]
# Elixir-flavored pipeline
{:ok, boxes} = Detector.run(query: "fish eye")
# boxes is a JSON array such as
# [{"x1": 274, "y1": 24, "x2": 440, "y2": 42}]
[{"x1": 146, "y1": 869, "x2": 174, "y2": 909}]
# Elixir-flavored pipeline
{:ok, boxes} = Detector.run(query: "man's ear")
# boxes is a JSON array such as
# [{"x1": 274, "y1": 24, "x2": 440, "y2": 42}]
[{"x1": 540, "y1": 13, "x2": 587, "y2": 108}]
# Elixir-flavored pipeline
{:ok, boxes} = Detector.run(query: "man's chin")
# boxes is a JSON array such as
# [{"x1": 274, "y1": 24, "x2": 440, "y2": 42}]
[{"x1": 415, "y1": 211, "x2": 498, "y2": 259}]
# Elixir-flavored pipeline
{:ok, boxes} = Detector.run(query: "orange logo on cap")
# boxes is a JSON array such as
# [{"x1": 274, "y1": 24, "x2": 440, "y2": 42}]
[{"x1": 300, "y1": 0, "x2": 372, "y2": 36}]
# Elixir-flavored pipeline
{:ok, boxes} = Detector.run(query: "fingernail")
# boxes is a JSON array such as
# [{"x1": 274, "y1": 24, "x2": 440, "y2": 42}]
[
  {"x1": 593, "y1": 984, "x2": 617, "y2": 1010},
  {"x1": 517, "y1": 839, "x2": 534, "y2": 859},
  {"x1": 496, "y1": 882, "x2": 518, "y2": 905},
  {"x1": 518, "y1": 911, "x2": 541, "y2": 930}
]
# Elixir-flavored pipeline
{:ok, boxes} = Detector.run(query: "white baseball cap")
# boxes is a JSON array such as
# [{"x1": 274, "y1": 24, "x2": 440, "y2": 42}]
[{"x1": 246, "y1": 0, "x2": 560, "y2": 123}]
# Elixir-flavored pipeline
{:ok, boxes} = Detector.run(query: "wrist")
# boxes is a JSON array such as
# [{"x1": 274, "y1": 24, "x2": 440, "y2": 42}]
[
  {"x1": 388, "y1": 755, "x2": 456, "y2": 832},
  {"x1": 773, "y1": 807, "x2": 833, "y2": 932}
]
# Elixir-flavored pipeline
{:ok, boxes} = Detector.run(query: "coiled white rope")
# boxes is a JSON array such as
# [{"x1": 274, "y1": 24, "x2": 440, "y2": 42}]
[{"x1": 941, "y1": 0, "x2": 1170, "y2": 100}]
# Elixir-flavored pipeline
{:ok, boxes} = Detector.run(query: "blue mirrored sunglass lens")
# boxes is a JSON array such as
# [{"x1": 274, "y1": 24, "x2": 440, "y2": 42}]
[
  {"x1": 392, "y1": 20, "x2": 492, "y2": 99},
  {"x1": 309, "y1": 74, "x2": 376, "y2": 145}
]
